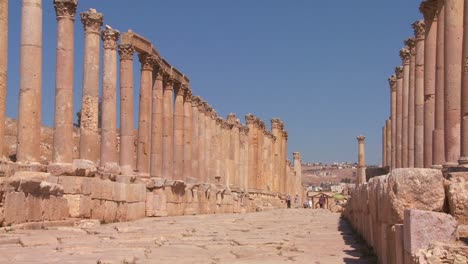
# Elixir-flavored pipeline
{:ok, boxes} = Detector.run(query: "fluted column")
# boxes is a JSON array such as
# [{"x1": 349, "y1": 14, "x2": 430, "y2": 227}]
[
  {"x1": 100, "y1": 27, "x2": 119, "y2": 166},
  {"x1": 395, "y1": 66, "x2": 404, "y2": 168},
  {"x1": 433, "y1": 0, "x2": 446, "y2": 167},
  {"x1": 118, "y1": 44, "x2": 135, "y2": 172},
  {"x1": 0, "y1": 0, "x2": 7, "y2": 160},
  {"x1": 162, "y1": 76, "x2": 175, "y2": 179},
  {"x1": 401, "y1": 47, "x2": 411, "y2": 168},
  {"x1": 357, "y1": 135, "x2": 366, "y2": 185},
  {"x1": 386, "y1": 119, "x2": 392, "y2": 168},
  {"x1": 405, "y1": 38, "x2": 416, "y2": 168},
  {"x1": 197, "y1": 101, "x2": 206, "y2": 182},
  {"x1": 183, "y1": 89, "x2": 193, "y2": 180},
  {"x1": 173, "y1": 84, "x2": 185, "y2": 180},
  {"x1": 150, "y1": 68, "x2": 164, "y2": 177},
  {"x1": 413, "y1": 20, "x2": 426, "y2": 168},
  {"x1": 293, "y1": 152, "x2": 302, "y2": 195},
  {"x1": 191, "y1": 96, "x2": 200, "y2": 181},
  {"x1": 389, "y1": 75, "x2": 397, "y2": 169},
  {"x1": 17, "y1": 0, "x2": 43, "y2": 163}
]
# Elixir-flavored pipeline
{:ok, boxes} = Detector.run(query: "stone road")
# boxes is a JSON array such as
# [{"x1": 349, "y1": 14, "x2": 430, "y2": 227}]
[{"x1": 0, "y1": 209, "x2": 376, "y2": 264}]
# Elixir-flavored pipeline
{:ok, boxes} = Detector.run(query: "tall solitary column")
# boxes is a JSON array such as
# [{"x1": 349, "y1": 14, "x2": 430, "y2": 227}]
[
  {"x1": 100, "y1": 27, "x2": 120, "y2": 166},
  {"x1": 0, "y1": 0, "x2": 8, "y2": 160},
  {"x1": 191, "y1": 96, "x2": 200, "y2": 181},
  {"x1": 52, "y1": 0, "x2": 77, "y2": 164},
  {"x1": 413, "y1": 20, "x2": 426, "y2": 168},
  {"x1": 389, "y1": 75, "x2": 397, "y2": 169},
  {"x1": 458, "y1": 0, "x2": 468, "y2": 165},
  {"x1": 150, "y1": 67, "x2": 164, "y2": 178},
  {"x1": 401, "y1": 47, "x2": 411, "y2": 168},
  {"x1": 136, "y1": 53, "x2": 154, "y2": 175},
  {"x1": 173, "y1": 84, "x2": 185, "y2": 180},
  {"x1": 79, "y1": 9, "x2": 103, "y2": 163},
  {"x1": 386, "y1": 119, "x2": 392, "y2": 168},
  {"x1": 183, "y1": 89, "x2": 193, "y2": 180},
  {"x1": 162, "y1": 76, "x2": 175, "y2": 179},
  {"x1": 357, "y1": 135, "x2": 366, "y2": 185},
  {"x1": 433, "y1": 0, "x2": 446, "y2": 167},
  {"x1": 17, "y1": 0, "x2": 43, "y2": 163},
  {"x1": 405, "y1": 38, "x2": 416, "y2": 168},
  {"x1": 395, "y1": 66, "x2": 404, "y2": 168},
  {"x1": 118, "y1": 44, "x2": 135, "y2": 172}
]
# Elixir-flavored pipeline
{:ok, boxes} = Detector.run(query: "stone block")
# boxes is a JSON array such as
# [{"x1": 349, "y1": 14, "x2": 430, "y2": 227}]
[
  {"x1": 72, "y1": 159, "x2": 97, "y2": 177},
  {"x1": 113, "y1": 182, "x2": 128, "y2": 202},
  {"x1": 4, "y1": 192, "x2": 26, "y2": 225},
  {"x1": 126, "y1": 183, "x2": 146, "y2": 203},
  {"x1": 116, "y1": 202, "x2": 128, "y2": 222},
  {"x1": 91, "y1": 199, "x2": 105, "y2": 221},
  {"x1": 416, "y1": 242, "x2": 468, "y2": 264},
  {"x1": 42, "y1": 196, "x2": 69, "y2": 221},
  {"x1": 146, "y1": 192, "x2": 154, "y2": 216},
  {"x1": 25, "y1": 195, "x2": 42, "y2": 222},
  {"x1": 103, "y1": 200, "x2": 117, "y2": 223},
  {"x1": 58, "y1": 176, "x2": 86, "y2": 195},
  {"x1": 445, "y1": 172, "x2": 468, "y2": 224},
  {"x1": 127, "y1": 202, "x2": 145, "y2": 221},
  {"x1": 64, "y1": 194, "x2": 91, "y2": 218},
  {"x1": 404, "y1": 209, "x2": 458, "y2": 255},
  {"x1": 393, "y1": 224, "x2": 404, "y2": 264},
  {"x1": 91, "y1": 179, "x2": 114, "y2": 200},
  {"x1": 47, "y1": 163, "x2": 74, "y2": 176}
]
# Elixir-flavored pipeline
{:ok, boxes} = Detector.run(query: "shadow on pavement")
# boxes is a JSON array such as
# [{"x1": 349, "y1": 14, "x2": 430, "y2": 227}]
[{"x1": 338, "y1": 217, "x2": 378, "y2": 264}]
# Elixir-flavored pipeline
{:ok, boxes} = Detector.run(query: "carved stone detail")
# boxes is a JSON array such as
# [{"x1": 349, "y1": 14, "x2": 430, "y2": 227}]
[
  {"x1": 395, "y1": 66, "x2": 404, "y2": 79},
  {"x1": 400, "y1": 47, "x2": 411, "y2": 65},
  {"x1": 412, "y1": 20, "x2": 426, "y2": 40},
  {"x1": 80, "y1": 9, "x2": 104, "y2": 34},
  {"x1": 388, "y1": 74, "x2": 397, "y2": 92},
  {"x1": 118, "y1": 44, "x2": 135, "y2": 61},
  {"x1": 184, "y1": 88, "x2": 192, "y2": 102},
  {"x1": 138, "y1": 53, "x2": 156, "y2": 71},
  {"x1": 101, "y1": 27, "x2": 120, "y2": 50},
  {"x1": 420, "y1": 0, "x2": 438, "y2": 22},
  {"x1": 54, "y1": 0, "x2": 78, "y2": 20},
  {"x1": 357, "y1": 135, "x2": 366, "y2": 143}
]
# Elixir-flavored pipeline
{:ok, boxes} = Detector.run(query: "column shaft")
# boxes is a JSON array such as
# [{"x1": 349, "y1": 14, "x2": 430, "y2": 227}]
[
  {"x1": 150, "y1": 69, "x2": 164, "y2": 177},
  {"x1": 413, "y1": 20, "x2": 426, "y2": 168},
  {"x1": 197, "y1": 103, "x2": 206, "y2": 182},
  {"x1": 395, "y1": 67, "x2": 403, "y2": 168},
  {"x1": 357, "y1": 136, "x2": 366, "y2": 185},
  {"x1": 459, "y1": 0, "x2": 468, "y2": 164},
  {"x1": 162, "y1": 77, "x2": 174, "y2": 179},
  {"x1": 390, "y1": 76, "x2": 397, "y2": 169},
  {"x1": 204, "y1": 110, "x2": 212, "y2": 183},
  {"x1": 191, "y1": 97, "x2": 200, "y2": 181},
  {"x1": 406, "y1": 38, "x2": 416, "y2": 168},
  {"x1": 383, "y1": 124, "x2": 386, "y2": 167},
  {"x1": 386, "y1": 119, "x2": 392, "y2": 168},
  {"x1": 173, "y1": 85, "x2": 185, "y2": 180},
  {"x1": 183, "y1": 90, "x2": 192, "y2": 180},
  {"x1": 401, "y1": 48, "x2": 410, "y2": 168}
]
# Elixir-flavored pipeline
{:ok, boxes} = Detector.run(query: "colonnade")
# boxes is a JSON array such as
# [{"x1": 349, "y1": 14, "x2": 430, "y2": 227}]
[
  {"x1": 0, "y1": 0, "x2": 303, "y2": 197},
  {"x1": 382, "y1": 0, "x2": 468, "y2": 170}
]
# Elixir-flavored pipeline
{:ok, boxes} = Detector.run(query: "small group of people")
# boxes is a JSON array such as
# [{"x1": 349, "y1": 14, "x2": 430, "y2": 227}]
[
  {"x1": 286, "y1": 194, "x2": 300, "y2": 208},
  {"x1": 286, "y1": 193, "x2": 327, "y2": 209}
]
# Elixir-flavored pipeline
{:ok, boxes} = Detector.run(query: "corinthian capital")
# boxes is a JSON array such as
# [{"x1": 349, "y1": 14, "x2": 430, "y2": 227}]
[
  {"x1": 404, "y1": 37, "x2": 416, "y2": 56},
  {"x1": 293, "y1": 152, "x2": 301, "y2": 160},
  {"x1": 420, "y1": 0, "x2": 438, "y2": 22},
  {"x1": 138, "y1": 53, "x2": 156, "y2": 71},
  {"x1": 245, "y1": 114, "x2": 256, "y2": 125},
  {"x1": 118, "y1": 44, "x2": 135, "y2": 61},
  {"x1": 388, "y1": 74, "x2": 397, "y2": 92},
  {"x1": 54, "y1": 0, "x2": 78, "y2": 20},
  {"x1": 191, "y1": 96, "x2": 201, "y2": 107},
  {"x1": 184, "y1": 88, "x2": 192, "y2": 102},
  {"x1": 395, "y1": 66, "x2": 404, "y2": 79},
  {"x1": 271, "y1": 118, "x2": 282, "y2": 129},
  {"x1": 80, "y1": 9, "x2": 104, "y2": 34},
  {"x1": 357, "y1": 135, "x2": 366, "y2": 143},
  {"x1": 400, "y1": 47, "x2": 411, "y2": 65},
  {"x1": 412, "y1": 20, "x2": 426, "y2": 40},
  {"x1": 282, "y1": 131, "x2": 288, "y2": 140},
  {"x1": 101, "y1": 26, "x2": 120, "y2": 50}
]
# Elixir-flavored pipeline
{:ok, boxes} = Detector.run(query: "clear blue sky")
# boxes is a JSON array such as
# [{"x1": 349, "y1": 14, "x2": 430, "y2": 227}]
[{"x1": 5, "y1": 0, "x2": 422, "y2": 165}]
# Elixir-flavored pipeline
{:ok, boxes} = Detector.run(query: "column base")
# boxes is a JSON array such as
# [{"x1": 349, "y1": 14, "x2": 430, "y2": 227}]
[
  {"x1": 458, "y1": 156, "x2": 468, "y2": 167},
  {"x1": 47, "y1": 163, "x2": 74, "y2": 176},
  {"x1": 430, "y1": 164, "x2": 443, "y2": 170}
]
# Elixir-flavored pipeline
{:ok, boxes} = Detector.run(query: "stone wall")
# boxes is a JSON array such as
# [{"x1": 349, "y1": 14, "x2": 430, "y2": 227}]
[{"x1": 343, "y1": 168, "x2": 467, "y2": 264}]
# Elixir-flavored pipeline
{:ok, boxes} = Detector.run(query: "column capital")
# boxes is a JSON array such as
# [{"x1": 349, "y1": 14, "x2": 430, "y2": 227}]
[
  {"x1": 216, "y1": 117, "x2": 224, "y2": 126},
  {"x1": 404, "y1": 37, "x2": 416, "y2": 55},
  {"x1": 198, "y1": 101, "x2": 208, "y2": 113},
  {"x1": 227, "y1": 113, "x2": 237, "y2": 123},
  {"x1": 184, "y1": 88, "x2": 192, "y2": 102},
  {"x1": 154, "y1": 67, "x2": 165, "y2": 80},
  {"x1": 118, "y1": 44, "x2": 135, "y2": 61},
  {"x1": 420, "y1": 0, "x2": 438, "y2": 22},
  {"x1": 271, "y1": 118, "x2": 282, "y2": 129},
  {"x1": 54, "y1": 0, "x2": 78, "y2": 20},
  {"x1": 293, "y1": 152, "x2": 301, "y2": 160},
  {"x1": 282, "y1": 130, "x2": 288, "y2": 140},
  {"x1": 357, "y1": 135, "x2": 366, "y2": 143},
  {"x1": 191, "y1": 96, "x2": 201, "y2": 107},
  {"x1": 388, "y1": 74, "x2": 397, "y2": 92},
  {"x1": 164, "y1": 75, "x2": 176, "y2": 90},
  {"x1": 138, "y1": 53, "x2": 156, "y2": 71},
  {"x1": 221, "y1": 121, "x2": 233, "y2": 130},
  {"x1": 245, "y1": 113, "x2": 256, "y2": 125},
  {"x1": 210, "y1": 111, "x2": 218, "y2": 120},
  {"x1": 240, "y1": 126, "x2": 250, "y2": 135},
  {"x1": 101, "y1": 26, "x2": 120, "y2": 50},
  {"x1": 395, "y1": 66, "x2": 404, "y2": 79},
  {"x1": 400, "y1": 47, "x2": 411, "y2": 65},
  {"x1": 176, "y1": 84, "x2": 187, "y2": 96},
  {"x1": 412, "y1": 20, "x2": 426, "y2": 40},
  {"x1": 80, "y1": 9, "x2": 103, "y2": 34}
]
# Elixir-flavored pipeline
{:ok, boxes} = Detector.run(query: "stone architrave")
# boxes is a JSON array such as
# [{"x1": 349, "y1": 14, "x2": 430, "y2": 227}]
[
  {"x1": 400, "y1": 47, "x2": 411, "y2": 168},
  {"x1": 405, "y1": 38, "x2": 416, "y2": 168},
  {"x1": 421, "y1": 1, "x2": 438, "y2": 168},
  {"x1": 52, "y1": 0, "x2": 78, "y2": 164},
  {"x1": 389, "y1": 75, "x2": 397, "y2": 170},
  {"x1": 395, "y1": 66, "x2": 404, "y2": 168},
  {"x1": 100, "y1": 27, "x2": 120, "y2": 166},
  {"x1": 173, "y1": 84, "x2": 185, "y2": 180},
  {"x1": 433, "y1": 0, "x2": 446, "y2": 167},
  {"x1": 150, "y1": 67, "x2": 164, "y2": 178},
  {"x1": 162, "y1": 75, "x2": 175, "y2": 179},
  {"x1": 413, "y1": 20, "x2": 426, "y2": 168},
  {"x1": 17, "y1": 0, "x2": 44, "y2": 163},
  {"x1": 118, "y1": 44, "x2": 135, "y2": 172},
  {"x1": 136, "y1": 53, "x2": 154, "y2": 175},
  {"x1": 191, "y1": 96, "x2": 200, "y2": 181},
  {"x1": 386, "y1": 119, "x2": 392, "y2": 168},
  {"x1": 183, "y1": 89, "x2": 193, "y2": 180},
  {"x1": 357, "y1": 135, "x2": 367, "y2": 185},
  {"x1": 0, "y1": 0, "x2": 7, "y2": 160},
  {"x1": 79, "y1": 9, "x2": 103, "y2": 163},
  {"x1": 445, "y1": 0, "x2": 464, "y2": 166},
  {"x1": 197, "y1": 101, "x2": 206, "y2": 183}
]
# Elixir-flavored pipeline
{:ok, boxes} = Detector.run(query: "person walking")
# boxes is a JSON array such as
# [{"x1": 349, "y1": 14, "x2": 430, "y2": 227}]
[
  {"x1": 294, "y1": 194, "x2": 299, "y2": 208},
  {"x1": 286, "y1": 194, "x2": 291, "y2": 208}
]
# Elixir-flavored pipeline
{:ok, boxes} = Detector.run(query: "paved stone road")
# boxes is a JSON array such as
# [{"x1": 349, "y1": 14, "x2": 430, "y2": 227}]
[{"x1": 0, "y1": 209, "x2": 376, "y2": 264}]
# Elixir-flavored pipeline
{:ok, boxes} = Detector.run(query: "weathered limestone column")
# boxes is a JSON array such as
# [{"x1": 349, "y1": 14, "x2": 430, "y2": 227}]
[
  {"x1": 405, "y1": 37, "x2": 416, "y2": 168},
  {"x1": 395, "y1": 66, "x2": 404, "y2": 168},
  {"x1": 459, "y1": 0, "x2": 468, "y2": 165},
  {"x1": 386, "y1": 119, "x2": 392, "y2": 168},
  {"x1": 400, "y1": 47, "x2": 411, "y2": 168},
  {"x1": 204, "y1": 106, "x2": 212, "y2": 183},
  {"x1": 100, "y1": 27, "x2": 120, "y2": 166},
  {"x1": 136, "y1": 53, "x2": 154, "y2": 175},
  {"x1": 209, "y1": 111, "x2": 218, "y2": 183},
  {"x1": 183, "y1": 89, "x2": 192, "y2": 180},
  {"x1": 162, "y1": 75, "x2": 175, "y2": 179},
  {"x1": 445, "y1": 0, "x2": 464, "y2": 166},
  {"x1": 279, "y1": 122, "x2": 286, "y2": 194},
  {"x1": 197, "y1": 101, "x2": 206, "y2": 182},
  {"x1": 421, "y1": 1, "x2": 438, "y2": 168},
  {"x1": 150, "y1": 67, "x2": 164, "y2": 178},
  {"x1": 191, "y1": 96, "x2": 201, "y2": 181},
  {"x1": 293, "y1": 152, "x2": 302, "y2": 193},
  {"x1": 240, "y1": 126, "x2": 249, "y2": 191},
  {"x1": 271, "y1": 119, "x2": 281, "y2": 192},
  {"x1": 413, "y1": 20, "x2": 426, "y2": 168},
  {"x1": 79, "y1": 9, "x2": 103, "y2": 163},
  {"x1": 52, "y1": 0, "x2": 77, "y2": 164},
  {"x1": 0, "y1": 0, "x2": 7, "y2": 160},
  {"x1": 17, "y1": 0, "x2": 43, "y2": 163},
  {"x1": 266, "y1": 132, "x2": 273, "y2": 191},
  {"x1": 382, "y1": 124, "x2": 386, "y2": 167},
  {"x1": 228, "y1": 114, "x2": 240, "y2": 189},
  {"x1": 282, "y1": 130, "x2": 289, "y2": 194},
  {"x1": 357, "y1": 135, "x2": 366, "y2": 185},
  {"x1": 257, "y1": 121, "x2": 265, "y2": 190},
  {"x1": 389, "y1": 75, "x2": 397, "y2": 170},
  {"x1": 118, "y1": 44, "x2": 135, "y2": 172},
  {"x1": 215, "y1": 117, "x2": 223, "y2": 184},
  {"x1": 173, "y1": 84, "x2": 185, "y2": 180},
  {"x1": 224, "y1": 120, "x2": 233, "y2": 188},
  {"x1": 433, "y1": 0, "x2": 446, "y2": 167},
  {"x1": 246, "y1": 114, "x2": 257, "y2": 191}
]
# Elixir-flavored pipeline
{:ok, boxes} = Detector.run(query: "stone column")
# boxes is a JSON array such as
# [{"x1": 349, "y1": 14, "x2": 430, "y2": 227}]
[
  {"x1": 17, "y1": 0, "x2": 43, "y2": 163},
  {"x1": 204, "y1": 106, "x2": 212, "y2": 183},
  {"x1": 405, "y1": 37, "x2": 416, "y2": 168},
  {"x1": 79, "y1": 9, "x2": 103, "y2": 163},
  {"x1": 197, "y1": 101, "x2": 206, "y2": 182},
  {"x1": 389, "y1": 75, "x2": 397, "y2": 170},
  {"x1": 209, "y1": 111, "x2": 218, "y2": 183},
  {"x1": 445, "y1": 0, "x2": 464, "y2": 166},
  {"x1": 395, "y1": 66, "x2": 404, "y2": 168},
  {"x1": 421, "y1": 1, "x2": 438, "y2": 168},
  {"x1": 162, "y1": 75, "x2": 175, "y2": 179},
  {"x1": 257, "y1": 121, "x2": 265, "y2": 190},
  {"x1": 173, "y1": 84, "x2": 185, "y2": 180},
  {"x1": 215, "y1": 117, "x2": 223, "y2": 184},
  {"x1": 227, "y1": 114, "x2": 240, "y2": 189},
  {"x1": 52, "y1": 0, "x2": 77, "y2": 164},
  {"x1": 150, "y1": 67, "x2": 164, "y2": 178},
  {"x1": 240, "y1": 126, "x2": 249, "y2": 191},
  {"x1": 271, "y1": 119, "x2": 281, "y2": 192},
  {"x1": 382, "y1": 124, "x2": 386, "y2": 167},
  {"x1": 183, "y1": 89, "x2": 193, "y2": 180},
  {"x1": 191, "y1": 96, "x2": 201, "y2": 181},
  {"x1": 386, "y1": 119, "x2": 392, "y2": 168},
  {"x1": 459, "y1": 0, "x2": 468, "y2": 165},
  {"x1": 0, "y1": 0, "x2": 7, "y2": 160},
  {"x1": 413, "y1": 20, "x2": 426, "y2": 168},
  {"x1": 246, "y1": 114, "x2": 257, "y2": 191},
  {"x1": 282, "y1": 130, "x2": 289, "y2": 194},
  {"x1": 118, "y1": 44, "x2": 135, "y2": 172},
  {"x1": 400, "y1": 47, "x2": 411, "y2": 168},
  {"x1": 433, "y1": 0, "x2": 446, "y2": 167},
  {"x1": 357, "y1": 135, "x2": 366, "y2": 185},
  {"x1": 223, "y1": 121, "x2": 232, "y2": 188},
  {"x1": 293, "y1": 152, "x2": 302, "y2": 194},
  {"x1": 100, "y1": 27, "x2": 120, "y2": 166}
]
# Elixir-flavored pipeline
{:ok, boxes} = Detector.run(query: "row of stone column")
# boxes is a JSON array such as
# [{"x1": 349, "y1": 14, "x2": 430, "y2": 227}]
[{"x1": 383, "y1": 0, "x2": 468, "y2": 169}]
